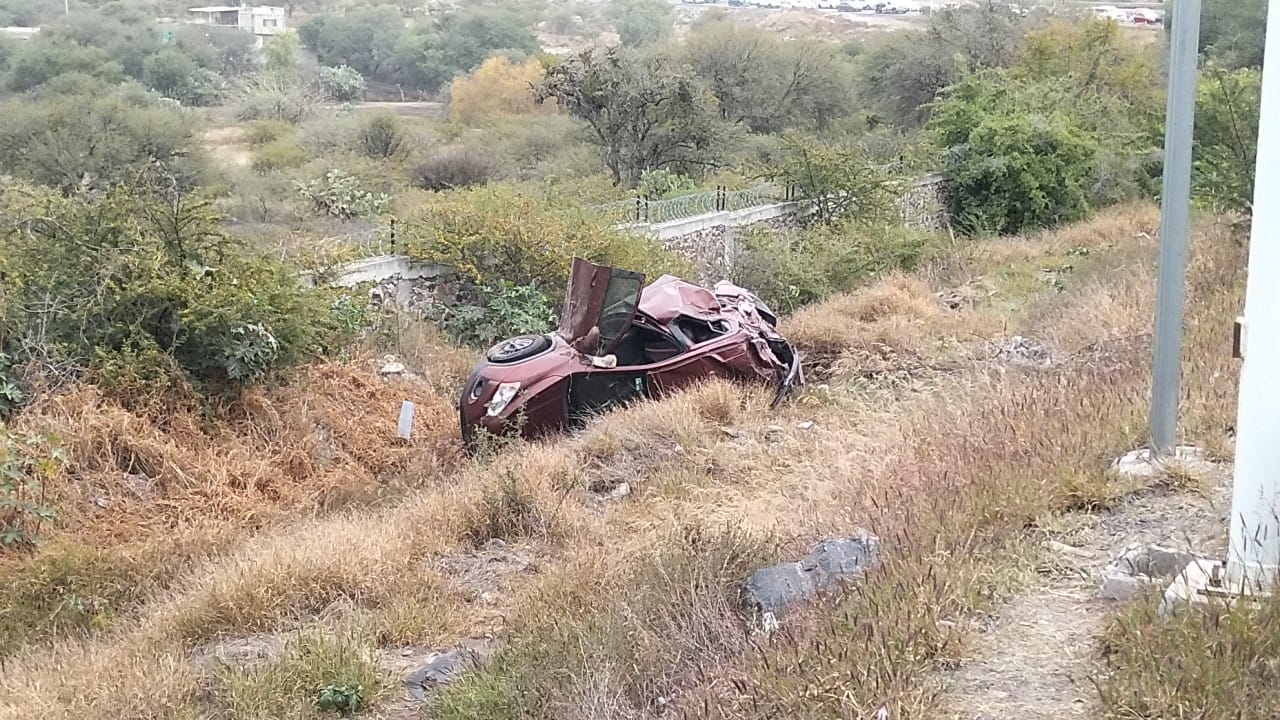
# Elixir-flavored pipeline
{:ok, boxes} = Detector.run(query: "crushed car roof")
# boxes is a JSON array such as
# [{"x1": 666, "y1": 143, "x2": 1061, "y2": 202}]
[{"x1": 637, "y1": 275, "x2": 721, "y2": 325}]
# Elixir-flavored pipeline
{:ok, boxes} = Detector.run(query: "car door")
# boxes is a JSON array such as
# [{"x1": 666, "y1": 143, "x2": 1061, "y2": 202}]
[{"x1": 557, "y1": 257, "x2": 645, "y2": 356}]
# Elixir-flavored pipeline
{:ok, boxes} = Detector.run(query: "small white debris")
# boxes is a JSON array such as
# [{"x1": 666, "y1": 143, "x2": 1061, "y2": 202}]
[
  {"x1": 380, "y1": 361, "x2": 406, "y2": 376},
  {"x1": 1045, "y1": 540, "x2": 1093, "y2": 559},
  {"x1": 608, "y1": 482, "x2": 631, "y2": 500},
  {"x1": 796, "y1": 421, "x2": 815, "y2": 431}
]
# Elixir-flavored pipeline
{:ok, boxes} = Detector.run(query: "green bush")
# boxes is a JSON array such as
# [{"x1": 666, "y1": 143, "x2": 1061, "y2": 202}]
[
  {"x1": 251, "y1": 139, "x2": 309, "y2": 173},
  {"x1": 1193, "y1": 65, "x2": 1260, "y2": 215},
  {"x1": 0, "y1": 175, "x2": 364, "y2": 406},
  {"x1": 0, "y1": 431, "x2": 62, "y2": 550},
  {"x1": 735, "y1": 222, "x2": 941, "y2": 312},
  {"x1": 440, "y1": 282, "x2": 556, "y2": 348},
  {"x1": 636, "y1": 168, "x2": 697, "y2": 199},
  {"x1": 316, "y1": 64, "x2": 366, "y2": 102},
  {"x1": 294, "y1": 169, "x2": 391, "y2": 219},
  {"x1": 931, "y1": 72, "x2": 1102, "y2": 235},
  {"x1": 400, "y1": 183, "x2": 691, "y2": 304},
  {"x1": 357, "y1": 114, "x2": 406, "y2": 160}
]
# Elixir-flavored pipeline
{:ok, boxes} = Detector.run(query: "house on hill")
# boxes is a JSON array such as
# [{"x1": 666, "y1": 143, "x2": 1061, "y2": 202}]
[{"x1": 187, "y1": 5, "x2": 286, "y2": 44}]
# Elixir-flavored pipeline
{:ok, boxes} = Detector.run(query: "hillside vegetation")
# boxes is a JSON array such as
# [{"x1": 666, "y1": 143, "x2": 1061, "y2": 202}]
[
  {"x1": 0, "y1": 0, "x2": 1273, "y2": 717},
  {"x1": 0, "y1": 202, "x2": 1250, "y2": 719}
]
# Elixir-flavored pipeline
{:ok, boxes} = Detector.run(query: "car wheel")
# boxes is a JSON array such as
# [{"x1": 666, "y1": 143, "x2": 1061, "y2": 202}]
[{"x1": 486, "y1": 334, "x2": 552, "y2": 364}]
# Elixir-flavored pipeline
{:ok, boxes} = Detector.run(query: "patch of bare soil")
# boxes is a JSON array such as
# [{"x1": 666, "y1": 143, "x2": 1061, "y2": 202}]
[
  {"x1": 941, "y1": 463, "x2": 1232, "y2": 719},
  {"x1": 201, "y1": 126, "x2": 252, "y2": 169}
]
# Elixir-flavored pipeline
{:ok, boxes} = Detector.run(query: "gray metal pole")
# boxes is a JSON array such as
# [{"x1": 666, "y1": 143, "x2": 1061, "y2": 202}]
[{"x1": 1149, "y1": 0, "x2": 1202, "y2": 456}]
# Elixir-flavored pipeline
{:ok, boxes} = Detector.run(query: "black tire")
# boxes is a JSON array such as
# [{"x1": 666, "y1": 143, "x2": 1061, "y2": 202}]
[{"x1": 486, "y1": 334, "x2": 552, "y2": 364}]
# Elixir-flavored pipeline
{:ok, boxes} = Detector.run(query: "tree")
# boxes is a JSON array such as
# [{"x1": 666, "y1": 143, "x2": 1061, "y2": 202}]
[
  {"x1": 7, "y1": 40, "x2": 125, "y2": 92},
  {"x1": 263, "y1": 32, "x2": 299, "y2": 79},
  {"x1": 535, "y1": 48, "x2": 728, "y2": 186},
  {"x1": 1193, "y1": 66, "x2": 1261, "y2": 215},
  {"x1": 684, "y1": 23, "x2": 855, "y2": 133},
  {"x1": 607, "y1": 0, "x2": 674, "y2": 48},
  {"x1": 0, "y1": 90, "x2": 203, "y2": 192},
  {"x1": 1193, "y1": 0, "x2": 1266, "y2": 69},
  {"x1": 173, "y1": 25, "x2": 258, "y2": 78},
  {"x1": 298, "y1": 7, "x2": 406, "y2": 80},
  {"x1": 143, "y1": 47, "x2": 221, "y2": 105},
  {"x1": 856, "y1": 0, "x2": 1032, "y2": 127},
  {"x1": 930, "y1": 71, "x2": 1101, "y2": 235},
  {"x1": 765, "y1": 133, "x2": 903, "y2": 224},
  {"x1": 448, "y1": 56, "x2": 548, "y2": 125},
  {"x1": 395, "y1": 7, "x2": 541, "y2": 92}
]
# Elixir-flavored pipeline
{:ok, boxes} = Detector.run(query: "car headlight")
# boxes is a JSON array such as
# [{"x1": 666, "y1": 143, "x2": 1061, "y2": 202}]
[{"x1": 485, "y1": 382, "x2": 521, "y2": 417}]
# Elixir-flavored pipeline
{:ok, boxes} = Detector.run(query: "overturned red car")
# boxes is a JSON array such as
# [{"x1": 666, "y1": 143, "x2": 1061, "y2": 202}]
[{"x1": 458, "y1": 258, "x2": 803, "y2": 447}]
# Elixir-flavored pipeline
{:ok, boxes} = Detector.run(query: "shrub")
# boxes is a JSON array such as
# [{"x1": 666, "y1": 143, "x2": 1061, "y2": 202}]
[
  {"x1": 635, "y1": 168, "x2": 697, "y2": 200},
  {"x1": 448, "y1": 56, "x2": 549, "y2": 126},
  {"x1": 463, "y1": 471, "x2": 554, "y2": 546},
  {"x1": 735, "y1": 222, "x2": 941, "y2": 312},
  {"x1": 0, "y1": 431, "x2": 63, "y2": 551},
  {"x1": 251, "y1": 139, "x2": 308, "y2": 173},
  {"x1": 295, "y1": 169, "x2": 391, "y2": 219},
  {"x1": 0, "y1": 175, "x2": 364, "y2": 406},
  {"x1": 232, "y1": 73, "x2": 321, "y2": 123},
  {"x1": 439, "y1": 281, "x2": 556, "y2": 348},
  {"x1": 931, "y1": 72, "x2": 1102, "y2": 235},
  {"x1": 244, "y1": 119, "x2": 296, "y2": 146},
  {"x1": 1193, "y1": 65, "x2": 1260, "y2": 215},
  {"x1": 400, "y1": 183, "x2": 691, "y2": 303},
  {"x1": 357, "y1": 114, "x2": 406, "y2": 160},
  {"x1": 410, "y1": 146, "x2": 498, "y2": 191},
  {"x1": 315, "y1": 64, "x2": 366, "y2": 102}
]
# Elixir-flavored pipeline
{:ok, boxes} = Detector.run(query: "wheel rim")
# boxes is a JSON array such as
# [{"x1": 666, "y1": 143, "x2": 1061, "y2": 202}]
[{"x1": 493, "y1": 336, "x2": 537, "y2": 359}]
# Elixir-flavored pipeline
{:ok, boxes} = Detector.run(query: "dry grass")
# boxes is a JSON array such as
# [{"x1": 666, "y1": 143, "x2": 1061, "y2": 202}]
[
  {"x1": 0, "y1": 359, "x2": 463, "y2": 656},
  {"x1": 0, "y1": 204, "x2": 1247, "y2": 720}
]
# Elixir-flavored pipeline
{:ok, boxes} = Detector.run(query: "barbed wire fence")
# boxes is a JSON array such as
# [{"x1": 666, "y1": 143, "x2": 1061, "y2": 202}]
[{"x1": 329, "y1": 173, "x2": 946, "y2": 261}]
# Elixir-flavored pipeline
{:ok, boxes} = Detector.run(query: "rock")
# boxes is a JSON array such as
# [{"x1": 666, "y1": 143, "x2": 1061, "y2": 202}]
[
  {"x1": 741, "y1": 535, "x2": 880, "y2": 623},
  {"x1": 796, "y1": 421, "x2": 815, "y2": 431},
  {"x1": 1098, "y1": 544, "x2": 1199, "y2": 600},
  {"x1": 1099, "y1": 570, "x2": 1147, "y2": 600},
  {"x1": 1110, "y1": 446, "x2": 1216, "y2": 481},
  {"x1": 608, "y1": 482, "x2": 631, "y2": 500},
  {"x1": 404, "y1": 648, "x2": 486, "y2": 700},
  {"x1": 194, "y1": 634, "x2": 285, "y2": 668},
  {"x1": 125, "y1": 473, "x2": 158, "y2": 500},
  {"x1": 992, "y1": 335, "x2": 1054, "y2": 367}
]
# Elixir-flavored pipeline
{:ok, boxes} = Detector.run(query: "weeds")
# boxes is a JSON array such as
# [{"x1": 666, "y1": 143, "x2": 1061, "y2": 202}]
[
  {"x1": 208, "y1": 632, "x2": 387, "y2": 720},
  {"x1": 463, "y1": 470, "x2": 555, "y2": 547},
  {"x1": 0, "y1": 431, "x2": 62, "y2": 550},
  {"x1": 1098, "y1": 592, "x2": 1280, "y2": 718}
]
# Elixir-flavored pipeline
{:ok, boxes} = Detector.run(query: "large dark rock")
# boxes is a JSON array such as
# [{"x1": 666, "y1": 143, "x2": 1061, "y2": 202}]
[
  {"x1": 404, "y1": 648, "x2": 485, "y2": 700},
  {"x1": 741, "y1": 536, "x2": 880, "y2": 621}
]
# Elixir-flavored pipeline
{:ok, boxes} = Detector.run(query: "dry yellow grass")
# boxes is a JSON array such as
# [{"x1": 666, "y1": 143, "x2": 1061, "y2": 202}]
[{"x1": 0, "y1": 204, "x2": 1246, "y2": 720}]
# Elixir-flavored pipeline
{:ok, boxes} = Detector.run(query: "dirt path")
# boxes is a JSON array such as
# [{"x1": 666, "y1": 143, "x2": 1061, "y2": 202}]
[{"x1": 942, "y1": 465, "x2": 1232, "y2": 719}]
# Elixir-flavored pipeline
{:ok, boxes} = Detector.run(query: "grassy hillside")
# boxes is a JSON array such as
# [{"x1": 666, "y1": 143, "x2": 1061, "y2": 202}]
[{"x1": 0, "y1": 203, "x2": 1248, "y2": 719}]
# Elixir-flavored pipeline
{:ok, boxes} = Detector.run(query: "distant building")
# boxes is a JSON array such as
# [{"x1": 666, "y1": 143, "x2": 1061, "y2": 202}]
[{"x1": 187, "y1": 5, "x2": 286, "y2": 42}]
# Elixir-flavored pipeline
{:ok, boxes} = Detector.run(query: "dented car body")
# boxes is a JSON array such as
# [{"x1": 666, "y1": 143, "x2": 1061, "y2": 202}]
[{"x1": 458, "y1": 258, "x2": 803, "y2": 447}]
